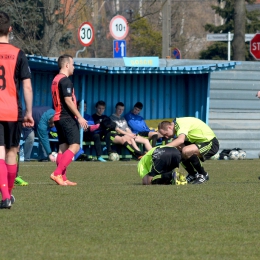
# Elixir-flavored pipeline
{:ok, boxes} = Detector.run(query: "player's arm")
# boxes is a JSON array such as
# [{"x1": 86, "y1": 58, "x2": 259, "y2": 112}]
[
  {"x1": 22, "y1": 78, "x2": 34, "y2": 127},
  {"x1": 64, "y1": 97, "x2": 88, "y2": 130},
  {"x1": 166, "y1": 134, "x2": 186, "y2": 148}
]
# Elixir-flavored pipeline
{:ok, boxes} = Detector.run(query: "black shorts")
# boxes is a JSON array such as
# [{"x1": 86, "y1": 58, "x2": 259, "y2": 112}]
[
  {"x1": 148, "y1": 147, "x2": 181, "y2": 177},
  {"x1": 184, "y1": 137, "x2": 219, "y2": 161},
  {"x1": 54, "y1": 117, "x2": 80, "y2": 146},
  {"x1": 138, "y1": 131, "x2": 150, "y2": 138},
  {"x1": 0, "y1": 121, "x2": 22, "y2": 149}
]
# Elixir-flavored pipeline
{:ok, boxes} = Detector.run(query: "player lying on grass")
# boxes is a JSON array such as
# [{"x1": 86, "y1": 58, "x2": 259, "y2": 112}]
[
  {"x1": 158, "y1": 117, "x2": 219, "y2": 184},
  {"x1": 138, "y1": 146, "x2": 187, "y2": 185}
]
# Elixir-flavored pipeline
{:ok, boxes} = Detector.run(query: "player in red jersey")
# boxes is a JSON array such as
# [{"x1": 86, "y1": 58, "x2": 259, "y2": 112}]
[
  {"x1": 0, "y1": 11, "x2": 34, "y2": 209},
  {"x1": 50, "y1": 54, "x2": 88, "y2": 186}
]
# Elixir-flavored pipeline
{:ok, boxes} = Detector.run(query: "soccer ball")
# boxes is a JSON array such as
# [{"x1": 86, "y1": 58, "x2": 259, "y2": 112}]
[
  {"x1": 210, "y1": 153, "x2": 220, "y2": 160},
  {"x1": 229, "y1": 150, "x2": 239, "y2": 160},
  {"x1": 108, "y1": 152, "x2": 120, "y2": 161},
  {"x1": 238, "y1": 150, "x2": 246, "y2": 160},
  {"x1": 51, "y1": 152, "x2": 58, "y2": 159}
]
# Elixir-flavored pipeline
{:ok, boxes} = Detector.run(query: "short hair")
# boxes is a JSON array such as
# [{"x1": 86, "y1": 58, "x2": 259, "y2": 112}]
[
  {"x1": 0, "y1": 11, "x2": 10, "y2": 37},
  {"x1": 58, "y1": 54, "x2": 73, "y2": 69},
  {"x1": 77, "y1": 100, "x2": 86, "y2": 108},
  {"x1": 134, "y1": 102, "x2": 143, "y2": 110},
  {"x1": 158, "y1": 121, "x2": 171, "y2": 130},
  {"x1": 95, "y1": 100, "x2": 106, "y2": 108},
  {"x1": 115, "y1": 102, "x2": 124, "y2": 108}
]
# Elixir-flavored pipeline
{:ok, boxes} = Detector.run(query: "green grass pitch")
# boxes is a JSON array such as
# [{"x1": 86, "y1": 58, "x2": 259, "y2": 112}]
[{"x1": 1, "y1": 159, "x2": 260, "y2": 260}]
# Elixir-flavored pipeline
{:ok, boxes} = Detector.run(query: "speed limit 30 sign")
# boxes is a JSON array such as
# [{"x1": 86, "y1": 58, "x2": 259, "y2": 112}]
[
  {"x1": 109, "y1": 15, "x2": 129, "y2": 40},
  {"x1": 78, "y1": 22, "x2": 95, "y2": 47}
]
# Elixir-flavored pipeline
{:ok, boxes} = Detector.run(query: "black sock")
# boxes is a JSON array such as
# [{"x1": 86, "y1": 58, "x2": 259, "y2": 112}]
[
  {"x1": 180, "y1": 159, "x2": 197, "y2": 176},
  {"x1": 123, "y1": 142, "x2": 142, "y2": 157},
  {"x1": 150, "y1": 134, "x2": 158, "y2": 147},
  {"x1": 188, "y1": 155, "x2": 206, "y2": 175}
]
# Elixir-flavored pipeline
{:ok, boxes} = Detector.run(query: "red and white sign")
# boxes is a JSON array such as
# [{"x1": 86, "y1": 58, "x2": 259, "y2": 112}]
[
  {"x1": 109, "y1": 15, "x2": 129, "y2": 40},
  {"x1": 78, "y1": 22, "x2": 94, "y2": 47},
  {"x1": 250, "y1": 33, "x2": 260, "y2": 60}
]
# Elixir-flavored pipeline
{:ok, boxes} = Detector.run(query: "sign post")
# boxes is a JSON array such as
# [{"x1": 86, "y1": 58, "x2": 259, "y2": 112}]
[
  {"x1": 207, "y1": 33, "x2": 255, "y2": 61},
  {"x1": 250, "y1": 33, "x2": 260, "y2": 60}
]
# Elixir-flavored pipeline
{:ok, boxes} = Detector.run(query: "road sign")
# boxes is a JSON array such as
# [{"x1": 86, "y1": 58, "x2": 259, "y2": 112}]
[
  {"x1": 250, "y1": 33, "x2": 260, "y2": 60},
  {"x1": 109, "y1": 15, "x2": 129, "y2": 40},
  {"x1": 207, "y1": 33, "x2": 254, "y2": 42},
  {"x1": 172, "y1": 47, "x2": 181, "y2": 59},
  {"x1": 77, "y1": 22, "x2": 94, "y2": 47},
  {"x1": 113, "y1": 40, "x2": 126, "y2": 58}
]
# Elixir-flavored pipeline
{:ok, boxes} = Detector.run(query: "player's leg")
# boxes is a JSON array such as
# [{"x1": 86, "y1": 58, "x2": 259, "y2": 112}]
[
  {"x1": 23, "y1": 130, "x2": 34, "y2": 161},
  {"x1": 1, "y1": 121, "x2": 22, "y2": 209},
  {"x1": 51, "y1": 118, "x2": 79, "y2": 186},
  {"x1": 134, "y1": 135, "x2": 152, "y2": 151},
  {"x1": 111, "y1": 134, "x2": 143, "y2": 159}
]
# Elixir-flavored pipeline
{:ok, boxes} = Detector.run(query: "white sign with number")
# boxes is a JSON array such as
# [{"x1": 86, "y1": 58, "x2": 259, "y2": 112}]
[
  {"x1": 77, "y1": 22, "x2": 94, "y2": 47},
  {"x1": 109, "y1": 15, "x2": 129, "y2": 40}
]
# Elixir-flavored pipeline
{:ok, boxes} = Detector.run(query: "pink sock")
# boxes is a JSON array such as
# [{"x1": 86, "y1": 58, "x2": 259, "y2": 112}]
[
  {"x1": 56, "y1": 153, "x2": 67, "y2": 181},
  {"x1": 6, "y1": 164, "x2": 17, "y2": 195},
  {"x1": 0, "y1": 159, "x2": 10, "y2": 200},
  {"x1": 54, "y1": 150, "x2": 74, "y2": 177}
]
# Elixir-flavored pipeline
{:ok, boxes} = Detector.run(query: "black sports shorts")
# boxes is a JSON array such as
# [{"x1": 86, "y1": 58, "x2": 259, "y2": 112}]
[
  {"x1": 0, "y1": 121, "x2": 22, "y2": 149},
  {"x1": 148, "y1": 147, "x2": 181, "y2": 177},
  {"x1": 184, "y1": 137, "x2": 219, "y2": 161},
  {"x1": 54, "y1": 117, "x2": 80, "y2": 145}
]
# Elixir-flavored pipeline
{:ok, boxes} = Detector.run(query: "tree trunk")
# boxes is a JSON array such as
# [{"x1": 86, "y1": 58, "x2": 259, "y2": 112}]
[{"x1": 233, "y1": 0, "x2": 245, "y2": 61}]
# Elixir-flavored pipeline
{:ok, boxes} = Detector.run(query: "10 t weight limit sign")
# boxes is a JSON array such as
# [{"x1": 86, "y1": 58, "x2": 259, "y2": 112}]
[
  {"x1": 78, "y1": 22, "x2": 95, "y2": 47},
  {"x1": 109, "y1": 15, "x2": 129, "y2": 40}
]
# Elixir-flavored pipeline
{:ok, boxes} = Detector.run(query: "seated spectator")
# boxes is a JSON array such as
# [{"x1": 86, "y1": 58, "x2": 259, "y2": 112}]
[
  {"x1": 110, "y1": 102, "x2": 152, "y2": 152},
  {"x1": 77, "y1": 100, "x2": 106, "y2": 162},
  {"x1": 22, "y1": 106, "x2": 57, "y2": 162},
  {"x1": 92, "y1": 100, "x2": 144, "y2": 159},
  {"x1": 125, "y1": 102, "x2": 163, "y2": 147}
]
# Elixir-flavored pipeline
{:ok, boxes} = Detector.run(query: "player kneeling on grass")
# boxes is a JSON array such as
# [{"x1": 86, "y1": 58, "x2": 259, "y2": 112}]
[
  {"x1": 158, "y1": 118, "x2": 219, "y2": 184},
  {"x1": 138, "y1": 146, "x2": 187, "y2": 185}
]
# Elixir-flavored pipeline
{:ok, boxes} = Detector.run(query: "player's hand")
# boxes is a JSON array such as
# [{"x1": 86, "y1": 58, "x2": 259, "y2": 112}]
[
  {"x1": 256, "y1": 91, "x2": 260, "y2": 98},
  {"x1": 128, "y1": 133, "x2": 136, "y2": 138},
  {"x1": 78, "y1": 117, "x2": 88, "y2": 131},
  {"x1": 23, "y1": 114, "x2": 34, "y2": 127}
]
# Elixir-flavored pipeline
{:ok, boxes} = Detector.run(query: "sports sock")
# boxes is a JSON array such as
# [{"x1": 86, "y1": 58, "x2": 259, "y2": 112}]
[
  {"x1": 151, "y1": 171, "x2": 173, "y2": 184},
  {"x1": 188, "y1": 155, "x2": 207, "y2": 175},
  {"x1": 123, "y1": 142, "x2": 142, "y2": 157},
  {"x1": 56, "y1": 153, "x2": 67, "y2": 181},
  {"x1": 181, "y1": 159, "x2": 197, "y2": 176},
  {"x1": 6, "y1": 164, "x2": 17, "y2": 195},
  {"x1": 54, "y1": 150, "x2": 74, "y2": 176},
  {"x1": 150, "y1": 134, "x2": 158, "y2": 147},
  {"x1": 0, "y1": 159, "x2": 10, "y2": 200}
]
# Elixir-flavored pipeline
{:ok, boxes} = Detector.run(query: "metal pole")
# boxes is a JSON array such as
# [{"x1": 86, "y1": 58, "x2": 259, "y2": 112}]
[
  {"x1": 75, "y1": 47, "x2": 86, "y2": 58},
  {"x1": 228, "y1": 31, "x2": 231, "y2": 61}
]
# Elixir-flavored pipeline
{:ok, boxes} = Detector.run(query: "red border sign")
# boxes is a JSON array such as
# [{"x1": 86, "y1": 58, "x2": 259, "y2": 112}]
[
  {"x1": 250, "y1": 33, "x2": 260, "y2": 60},
  {"x1": 77, "y1": 22, "x2": 95, "y2": 47},
  {"x1": 109, "y1": 15, "x2": 129, "y2": 40}
]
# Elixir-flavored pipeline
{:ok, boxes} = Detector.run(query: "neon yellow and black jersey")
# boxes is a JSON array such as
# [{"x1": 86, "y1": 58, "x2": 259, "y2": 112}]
[
  {"x1": 174, "y1": 117, "x2": 216, "y2": 143},
  {"x1": 138, "y1": 146, "x2": 158, "y2": 179}
]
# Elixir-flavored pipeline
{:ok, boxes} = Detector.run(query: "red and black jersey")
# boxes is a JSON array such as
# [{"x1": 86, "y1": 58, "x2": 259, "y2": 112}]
[
  {"x1": 0, "y1": 43, "x2": 31, "y2": 121},
  {"x1": 51, "y1": 73, "x2": 77, "y2": 121}
]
